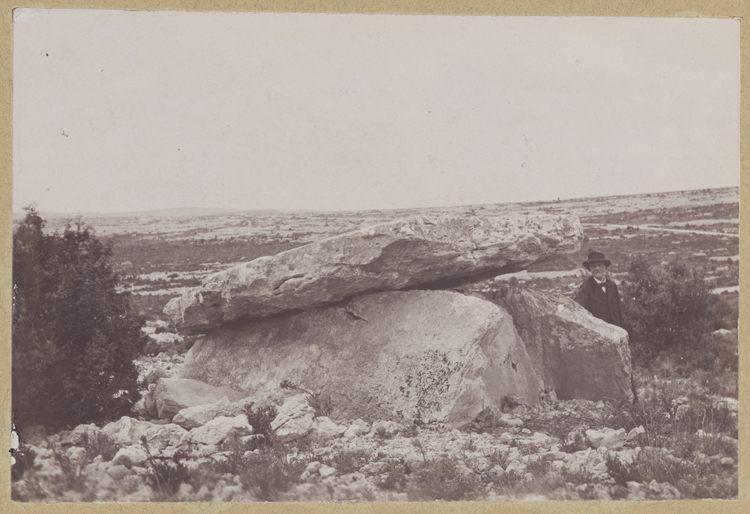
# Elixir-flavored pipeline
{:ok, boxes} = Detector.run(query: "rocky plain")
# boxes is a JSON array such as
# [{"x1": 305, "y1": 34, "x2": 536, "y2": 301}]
[{"x1": 11, "y1": 188, "x2": 740, "y2": 502}]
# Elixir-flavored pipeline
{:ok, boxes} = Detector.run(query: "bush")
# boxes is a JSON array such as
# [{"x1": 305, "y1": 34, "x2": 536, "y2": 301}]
[
  {"x1": 12, "y1": 207, "x2": 146, "y2": 429},
  {"x1": 621, "y1": 256, "x2": 714, "y2": 368}
]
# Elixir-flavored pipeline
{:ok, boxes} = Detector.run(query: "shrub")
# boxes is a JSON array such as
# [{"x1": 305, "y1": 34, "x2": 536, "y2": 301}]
[
  {"x1": 324, "y1": 449, "x2": 371, "y2": 475},
  {"x1": 409, "y1": 458, "x2": 482, "y2": 501},
  {"x1": 12, "y1": 207, "x2": 146, "y2": 429},
  {"x1": 238, "y1": 446, "x2": 310, "y2": 501},
  {"x1": 244, "y1": 405, "x2": 278, "y2": 444},
  {"x1": 621, "y1": 256, "x2": 714, "y2": 368},
  {"x1": 141, "y1": 436, "x2": 190, "y2": 501},
  {"x1": 79, "y1": 432, "x2": 120, "y2": 463}
]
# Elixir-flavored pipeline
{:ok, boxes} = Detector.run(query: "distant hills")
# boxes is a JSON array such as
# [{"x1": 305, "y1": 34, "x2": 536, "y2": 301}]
[
  {"x1": 13, "y1": 207, "x2": 257, "y2": 220},
  {"x1": 13, "y1": 186, "x2": 739, "y2": 221}
]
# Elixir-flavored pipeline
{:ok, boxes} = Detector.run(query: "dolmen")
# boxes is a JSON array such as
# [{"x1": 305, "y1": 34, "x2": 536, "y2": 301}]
[{"x1": 164, "y1": 214, "x2": 633, "y2": 428}]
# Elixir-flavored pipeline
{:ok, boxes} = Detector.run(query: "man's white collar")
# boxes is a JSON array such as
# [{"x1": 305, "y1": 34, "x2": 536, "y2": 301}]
[{"x1": 593, "y1": 276, "x2": 607, "y2": 284}]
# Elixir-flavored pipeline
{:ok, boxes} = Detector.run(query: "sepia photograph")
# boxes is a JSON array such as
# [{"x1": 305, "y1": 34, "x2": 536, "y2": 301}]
[{"x1": 9, "y1": 8, "x2": 740, "y2": 504}]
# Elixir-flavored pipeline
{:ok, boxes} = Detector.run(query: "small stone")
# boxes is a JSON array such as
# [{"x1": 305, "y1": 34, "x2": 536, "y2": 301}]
[
  {"x1": 720, "y1": 457, "x2": 734, "y2": 468},
  {"x1": 319, "y1": 464, "x2": 336, "y2": 478},
  {"x1": 305, "y1": 461, "x2": 322, "y2": 474},
  {"x1": 107, "y1": 464, "x2": 130, "y2": 481}
]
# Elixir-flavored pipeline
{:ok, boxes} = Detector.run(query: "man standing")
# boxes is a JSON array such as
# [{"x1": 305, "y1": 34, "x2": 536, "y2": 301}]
[
  {"x1": 574, "y1": 250, "x2": 637, "y2": 402},
  {"x1": 574, "y1": 251, "x2": 623, "y2": 327}
]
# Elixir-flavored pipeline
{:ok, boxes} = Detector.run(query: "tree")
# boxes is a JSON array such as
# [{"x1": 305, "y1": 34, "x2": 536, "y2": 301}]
[
  {"x1": 12, "y1": 207, "x2": 146, "y2": 429},
  {"x1": 620, "y1": 255, "x2": 715, "y2": 369}
]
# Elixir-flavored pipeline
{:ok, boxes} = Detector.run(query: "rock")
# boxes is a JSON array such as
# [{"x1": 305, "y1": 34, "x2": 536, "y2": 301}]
[
  {"x1": 343, "y1": 419, "x2": 370, "y2": 439},
  {"x1": 309, "y1": 417, "x2": 346, "y2": 442},
  {"x1": 490, "y1": 464, "x2": 506, "y2": 477},
  {"x1": 505, "y1": 461, "x2": 527, "y2": 475},
  {"x1": 142, "y1": 424, "x2": 189, "y2": 453},
  {"x1": 318, "y1": 464, "x2": 336, "y2": 478},
  {"x1": 305, "y1": 461, "x2": 323, "y2": 474},
  {"x1": 720, "y1": 457, "x2": 734, "y2": 468},
  {"x1": 165, "y1": 214, "x2": 583, "y2": 333},
  {"x1": 627, "y1": 426, "x2": 645, "y2": 441},
  {"x1": 143, "y1": 392, "x2": 159, "y2": 419},
  {"x1": 585, "y1": 428, "x2": 627, "y2": 449},
  {"x1": 106, "y1": 464, "x2": 131, "y2": 481},
  {"x1": 371, "y1": 421, "x2": 405, "y2": 437},
  {"x1": 65, "y1": 447, "x2": 87, "y2": 476},
  {"x1": 112, "y1": 445, "x2": 149, "y2": 468},
  {"x1": 270, "y1": 394, "x2": 316, "y2": 442},
  {"x1": 101, "y1": 417, "x2": 152, "y2": 447},
  {"x1": 476, "y1": 287, "x2": 633, "y2": 402},
  {"x1": 153, "y1": 378, "x2": 246, "y2": 419},
  {"x1": 361, "y1": 461, "x2": 389, "y2": 476},
  {"x1": 173, "y1": 397, "x2": 243, "y2": 429},
  {"x1": 187, "y1": 415, "x2": 254, "y2": 446},
  {"x1": 179, "y1": 290, "x2": 543, "y2": 427},
  {"x1": 60, "y1": 424, "x2": 102, "y2": 447}
]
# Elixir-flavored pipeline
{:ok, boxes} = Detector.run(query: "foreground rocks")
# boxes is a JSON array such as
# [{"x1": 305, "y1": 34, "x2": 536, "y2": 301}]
[
  {"x1": 179, "y1": 290, "x2": 543, "y2": 426},
  {"x1": 468, "y1": 287, "x2": 633, "y2": 402},
  {"x1": 152, "y1": 378, "x2": 246, "y2": 419},
  {"x1": 14, "y1": 393, "x2": 738, "y2": 503},
  {"x1": 165, "y1": 214, "x2": 583, "y2": 333}
]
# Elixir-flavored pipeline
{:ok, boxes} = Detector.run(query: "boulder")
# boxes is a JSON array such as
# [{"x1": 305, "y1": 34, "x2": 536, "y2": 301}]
[
  {"x1": 343, "y1": 419, "x2": 370, "y2": 439},
  {"x1": 270, "y1": 394, "x2": 316, "y2": 442},
  {"x1": 186, "y1": 415, "x2": 254, "y2": 446},
  {"x1": 153, "y1": 378, "x2": 246, "y2": 419},
  {"x1": 112, "y1": 445, "x2": 149, "y2": 468},
  {"x1": 165, "y1": 214, "x2": 583, "y2": 333},
  {"x1": 472, "y1": 287, "x2": 633, "y2": 402},
  {"x1": 179, "y1": 290, "x2": 543, "y2": 427},
  {"x1": 101, "y1": 417, "x2": 152, "y2": 447},
  {"x1": 309, "y1": 417, "x2": 347, "y2": 442},
  {"x1": 141, "y1": 424, "x2": 189, "y2": 453},
  {"x1": 585, "y1": 428, "x2": 627, "y2": 449},
  {"x1": 60, "y1": 424, "x2": 102, "y2": 447},
  {"x1": 173, "y1": 397, "x2": 244, "y2": 430}
]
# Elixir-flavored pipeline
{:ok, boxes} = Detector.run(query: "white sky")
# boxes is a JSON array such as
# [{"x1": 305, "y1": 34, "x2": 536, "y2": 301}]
[{"x1": 13, "y1": 10, "x2": 739, "y2": 213}]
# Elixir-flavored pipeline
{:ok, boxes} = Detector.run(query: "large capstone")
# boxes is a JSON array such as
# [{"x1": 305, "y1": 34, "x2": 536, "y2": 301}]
[
  {"x1": 178, "y1": 290, "x2": 543, "y2": 427},
  {"x1": 470, "y1": 287, "x2": 633, "y2": 402},
  {"x1": 165, "y1": 214, "x2": 582, "y2": 333}
]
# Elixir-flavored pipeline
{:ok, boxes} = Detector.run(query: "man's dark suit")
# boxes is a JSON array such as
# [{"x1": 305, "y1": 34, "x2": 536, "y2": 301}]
[{"x1": 573, "y1": 276, "x2": 624, "y2": 327}]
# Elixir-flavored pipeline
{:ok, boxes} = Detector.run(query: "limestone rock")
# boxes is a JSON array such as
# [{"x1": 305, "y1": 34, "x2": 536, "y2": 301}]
[
  {"x1": 271, "y1": 394, "x2": 316, "y2": 442},
  {"x1": 343, "y1": 419, "x2": 370, "y2": 439},
  {"x1": 60, "y1": 424, "x2": 102, "y2": 447},
  {"x1": 112, "y1": 445, "x2": 149, "y2": 468},
  {"x1": 474, "y1": 287, "x2": 633, "y2": 402},
  {"x1": 585, "y1": 428, "x2": 627, "y2": 449},
  {"x1": 165, "y1": 214, "x2": 583, "y2": 333},
  {"x1": 187, "y1": 415, "x2": 254, "y2": 446},
  {"x1": 173, "y1": 397, "x2": 243, "y2": 430},
  {"x1": 309, "y1": 417, "x2": 346, "y2": 442},
  {"x1": 179, "y1": 290, "x2": 543, "y2": 427},
  {"x1": 101, "y1": 417, "x2": 152, "y2": 447},
  {"x1": 153, "y1": 378, "x2": 246, "y2": 420},
  {"x1": 142, "y1": 424, "x2": 189, "y2": 453}
]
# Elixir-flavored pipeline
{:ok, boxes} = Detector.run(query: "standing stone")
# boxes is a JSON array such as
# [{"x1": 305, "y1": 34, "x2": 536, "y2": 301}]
[
  {"x1": 470, "y1": 287, "x2": 633, "y2": 402},
  {"x1": 165, "y1": 214, "x2": 583, "y2": 333},
  {"x1": 179, "y1": 290, "x2": 543, "y2": 427}
]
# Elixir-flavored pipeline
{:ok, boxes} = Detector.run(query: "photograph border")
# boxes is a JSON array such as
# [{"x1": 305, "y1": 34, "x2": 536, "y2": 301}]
[{"x1": 0, "y1": 0, "x2": 747, "y2": 513}]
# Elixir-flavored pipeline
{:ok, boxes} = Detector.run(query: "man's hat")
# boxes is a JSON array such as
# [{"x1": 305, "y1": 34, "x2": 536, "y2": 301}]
[{"x1": 583, "y1": 250, "x2": 611, "y2": 270}]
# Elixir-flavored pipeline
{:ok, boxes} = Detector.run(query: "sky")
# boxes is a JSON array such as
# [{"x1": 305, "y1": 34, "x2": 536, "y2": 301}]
[{"x1": 13, "y1": 10, "x2": 740, "y2": 214}]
